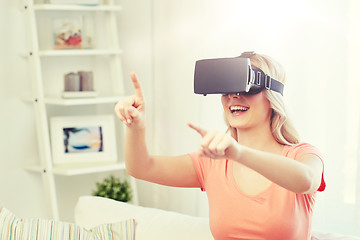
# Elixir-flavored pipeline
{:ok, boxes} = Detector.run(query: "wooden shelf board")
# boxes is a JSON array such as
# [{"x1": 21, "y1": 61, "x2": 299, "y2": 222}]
[
  {"x1": 39, "y1": 49, "x2": 123, "y2": 57},
  {"x1": 52, "y1": 162, "x2": 126, "y2": 176},
  {"x1": 25, "y1": 162, "x2": 126, "y2": 176},
  {"x1": 23, "y1": 96, "x2": 127, "y2": 105},
  {"x1": 33, "y1": 4, "x2": 123, "y2": 12},
  {"x1": 44, "y1": 96, "x2": 124, "y2": 105}
]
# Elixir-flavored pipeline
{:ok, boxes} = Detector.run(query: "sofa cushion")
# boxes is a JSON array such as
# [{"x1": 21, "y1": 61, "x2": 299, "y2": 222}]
[
  {"x1": 0, "y1": 207, "x2": 135, "y2": 240},
  {"x1": 312, "y1": 232, "x2": 360, "y2": 240},
  {"x1": 75, "y1": 196, "x2": 213, "y2": 240}
]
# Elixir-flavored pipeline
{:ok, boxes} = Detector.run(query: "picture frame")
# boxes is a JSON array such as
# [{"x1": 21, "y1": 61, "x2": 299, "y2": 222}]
[{"x1": 50, "y1": 115, "x2": 117, "y2": 166}]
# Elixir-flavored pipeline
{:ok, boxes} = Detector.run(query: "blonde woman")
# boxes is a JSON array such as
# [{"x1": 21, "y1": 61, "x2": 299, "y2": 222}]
[{"x1": 114, "y1": 52, "x2": 325, "y2": 240}]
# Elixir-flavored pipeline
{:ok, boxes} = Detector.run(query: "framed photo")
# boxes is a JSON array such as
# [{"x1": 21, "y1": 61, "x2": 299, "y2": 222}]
[{"x1": 50, "y1": 115, "x2": 117, "y2": 166}]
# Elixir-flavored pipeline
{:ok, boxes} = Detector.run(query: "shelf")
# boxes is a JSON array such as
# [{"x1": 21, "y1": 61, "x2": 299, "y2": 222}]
[
  {"x1": 44, "y1": 96, "x2": 125, "y2": 105},
  {"x1": 23, "y1": 96, "x2": 126, "y2": 105},
  {"x1": 25, "y1": 162, "x2": 126, "y2": 176},
  {"x1": 39, "y1": 49, "x2": 123, "y2": 57},
  {"x1": 24, "y1": 0, "x2": 133, "y2": 218},
  {"x1": 33, "y1": 4, "x2": 123, "y2": 12}
]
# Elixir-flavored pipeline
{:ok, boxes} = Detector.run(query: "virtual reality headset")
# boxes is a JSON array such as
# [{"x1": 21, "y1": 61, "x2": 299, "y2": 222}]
[{"x1": 194, "y1": 51, "x2": 284, "y2": 96}]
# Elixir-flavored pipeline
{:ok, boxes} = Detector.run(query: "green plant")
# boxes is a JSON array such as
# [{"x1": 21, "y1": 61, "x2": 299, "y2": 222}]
[{"x1": 92, "y1": 175, "x2": 132, "y2": 202}]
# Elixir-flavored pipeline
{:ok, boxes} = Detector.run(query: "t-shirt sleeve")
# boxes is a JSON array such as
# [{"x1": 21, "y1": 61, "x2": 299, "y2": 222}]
[
  {"x1": 188, "y1": 152, "x2": 207, "y2": 191},
  {"x1": 291, "y1": 143, "x2": 326, "y2": 192}
]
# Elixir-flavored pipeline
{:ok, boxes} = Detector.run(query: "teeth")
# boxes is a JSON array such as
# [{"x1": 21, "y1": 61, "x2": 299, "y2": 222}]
[{"x1": 230, "y1": 106, "x2": 249, "y2": 111}]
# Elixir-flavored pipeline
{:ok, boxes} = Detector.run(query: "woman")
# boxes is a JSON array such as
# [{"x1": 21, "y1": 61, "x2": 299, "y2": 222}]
[{"x1": 114, "y1": 53, "x2": 325, "y2": 240}]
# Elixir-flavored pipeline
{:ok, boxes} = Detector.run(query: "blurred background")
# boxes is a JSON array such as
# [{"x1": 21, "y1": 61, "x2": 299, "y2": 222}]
[{"x1": 1, "y1": 0, "x2": 360, "y2": 236}]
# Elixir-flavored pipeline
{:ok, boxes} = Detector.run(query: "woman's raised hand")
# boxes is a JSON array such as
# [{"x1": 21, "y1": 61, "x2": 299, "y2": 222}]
[
  {"x1": 114, "y1": 72, "x2": 146, "y2": 130},
  {"x1": 188, "y1": 122, "x2": 242, "y2": 160}
]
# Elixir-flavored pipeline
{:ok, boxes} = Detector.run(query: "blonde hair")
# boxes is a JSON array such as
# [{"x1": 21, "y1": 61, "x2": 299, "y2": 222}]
[{"x1": 226, "y1": 53, "x2": 300, "y2": 145}]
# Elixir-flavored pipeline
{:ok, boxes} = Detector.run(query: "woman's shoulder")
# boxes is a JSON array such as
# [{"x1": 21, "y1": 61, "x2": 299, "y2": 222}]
[{"x1": 283, "y1": 142, "x2": 322, "y2": 159}]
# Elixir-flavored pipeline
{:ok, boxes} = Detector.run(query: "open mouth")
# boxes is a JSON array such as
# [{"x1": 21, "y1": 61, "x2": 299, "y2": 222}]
[{"x1": 229, "y1": 105, "x2": 249, "y2": 114}]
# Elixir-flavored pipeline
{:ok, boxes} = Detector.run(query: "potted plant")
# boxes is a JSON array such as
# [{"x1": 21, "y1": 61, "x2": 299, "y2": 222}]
[{"x1": 92, "y1": 175, "x2": 133, "y2": 202}]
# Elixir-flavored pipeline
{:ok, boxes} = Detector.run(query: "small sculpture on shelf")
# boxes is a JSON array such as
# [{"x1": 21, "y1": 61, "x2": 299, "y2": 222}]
[
  {"x1": 63, "y1": 71, "x2": 98, "y2": 98},
  {"x1": 92, "y1": 175, "x2": 133, "y2": 203},
  {"x1": 54, "y1": 18, "x2": 83, "y2": 50},
  {"x1": 64, "y1": 72, "x2": 81, "y2": 92}
]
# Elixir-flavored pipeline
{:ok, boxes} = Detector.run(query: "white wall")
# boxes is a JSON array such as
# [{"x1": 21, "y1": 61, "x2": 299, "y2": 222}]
[
  {"x1": 149, "y1": 0, "x2": 360, "y2": 236},
  {"x1": 0, "y1": 0, "x2": 48, "y2": 219}
]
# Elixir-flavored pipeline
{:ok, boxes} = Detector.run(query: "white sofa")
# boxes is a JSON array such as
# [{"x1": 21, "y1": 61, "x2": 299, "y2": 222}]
[
  {"x1": 75, "y1": 196, "x2": 360, "y2": 240},
  {"x1": 1, "y1": 197, "x2": 359, "y2": 240},
  {"x1": 75, "y1": 196, "x2": 213, "y2": 240}
]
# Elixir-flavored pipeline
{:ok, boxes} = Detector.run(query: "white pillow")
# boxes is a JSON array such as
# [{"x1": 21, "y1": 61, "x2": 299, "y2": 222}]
[
  {"x1": 75, "y1": 196, "x2": 213, "y2": 240},
  {"x1": 0, "y1": 207, "x2": 135, "y2": 240}
]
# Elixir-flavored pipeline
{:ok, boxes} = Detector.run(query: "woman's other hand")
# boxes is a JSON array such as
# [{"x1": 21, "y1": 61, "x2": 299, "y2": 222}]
[
  {"x1": 114, "y1": 72, "x2": 146, "y2": 130},
  {"x1": 188, "y1": 122, "x2": 243, "y2": 160}
]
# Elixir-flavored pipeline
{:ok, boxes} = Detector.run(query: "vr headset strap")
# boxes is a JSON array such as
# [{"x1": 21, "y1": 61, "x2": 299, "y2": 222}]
[
  {"x1": 240, "y1": 51, "x2": 284, "y2": 95},
  {"x1": 267, "y1": 78, "x2": 284, "y2": 95},
  {"x1": 268, "y1": 77, "x2": 284, "y2": 95},
  {"x1": 252, "y1": 67, "x2": 284, "y2": 95},
  {"x1": 240, "y1": 51, "x2": 256, "y2": 58}
]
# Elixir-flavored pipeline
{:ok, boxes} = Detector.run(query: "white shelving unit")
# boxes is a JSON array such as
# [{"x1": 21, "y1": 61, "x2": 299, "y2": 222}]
[{"x1": 23, "y1": 0, "x2": 137, "y2": 220}]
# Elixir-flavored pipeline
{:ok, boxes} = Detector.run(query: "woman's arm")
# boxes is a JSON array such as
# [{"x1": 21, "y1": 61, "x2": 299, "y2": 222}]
[
  {"x1": 235, "y1": 147, "x2": 323, "y2": 194},
  {"x1": 125, "y1": 126, "x2": 200, "y2": 188},
  {"x1": 188, "y1": 123, "x2": 323, "y2": 194},
  {"x1": 114, "y1": 73, "x2": 200, "y2": 188}
]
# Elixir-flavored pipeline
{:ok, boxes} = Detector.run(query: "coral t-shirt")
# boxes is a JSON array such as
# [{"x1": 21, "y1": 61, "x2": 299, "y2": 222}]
[{"x1": 190, "y1": 143, "x2": 325, "y2": 240}]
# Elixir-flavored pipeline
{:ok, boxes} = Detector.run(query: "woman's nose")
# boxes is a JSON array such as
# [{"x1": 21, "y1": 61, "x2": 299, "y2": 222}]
[{"x1": 227, "y1": 93, "x2": 240, "y2": 98}]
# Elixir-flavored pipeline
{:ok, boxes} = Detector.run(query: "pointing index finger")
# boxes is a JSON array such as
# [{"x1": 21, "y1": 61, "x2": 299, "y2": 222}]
[
  {"x1": 130, "y1": 72, "x2": 144, "y2": 98},
  {"x1": 187, "y1": 122, "x2": 207, "y2": 137}
]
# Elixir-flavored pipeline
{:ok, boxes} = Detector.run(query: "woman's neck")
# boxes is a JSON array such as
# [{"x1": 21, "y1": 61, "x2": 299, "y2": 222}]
[{"x1": 235, "y1": 123, "x2": 283, "y2": 154}]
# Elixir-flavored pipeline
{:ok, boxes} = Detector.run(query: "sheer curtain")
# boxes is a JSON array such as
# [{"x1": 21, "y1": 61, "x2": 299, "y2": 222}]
[{"x1": 144, "y1": 0, "x2": 360, "y2": 235}]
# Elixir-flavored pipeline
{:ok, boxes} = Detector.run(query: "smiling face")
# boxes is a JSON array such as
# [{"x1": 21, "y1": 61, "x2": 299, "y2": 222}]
[{"x1": 221, "y1": 91, "x2": 272, "y2": 130}]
